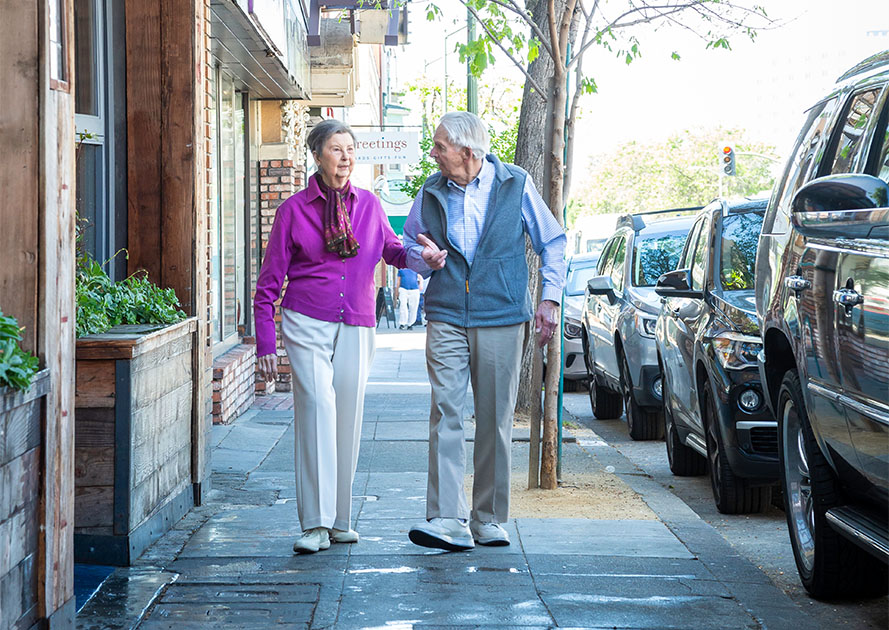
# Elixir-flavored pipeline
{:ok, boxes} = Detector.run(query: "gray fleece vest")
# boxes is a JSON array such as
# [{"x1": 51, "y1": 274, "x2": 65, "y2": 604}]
[{"x1": 421, "y1": 155, "x2": 533, "y2": 328}]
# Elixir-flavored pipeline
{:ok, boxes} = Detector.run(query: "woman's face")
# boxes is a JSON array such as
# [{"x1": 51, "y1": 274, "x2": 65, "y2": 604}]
[{"x1": 315, "y1": 132, "x2": 356, "y2": 188}]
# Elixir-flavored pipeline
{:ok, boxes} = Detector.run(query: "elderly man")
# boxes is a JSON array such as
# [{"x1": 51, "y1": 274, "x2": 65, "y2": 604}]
[{"x1": 403, "y1": 111, "x2": 566, "y2": 551}]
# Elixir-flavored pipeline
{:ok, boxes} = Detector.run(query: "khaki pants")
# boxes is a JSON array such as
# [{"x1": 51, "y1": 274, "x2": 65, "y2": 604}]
[
  {"x1": 424, "y1": 320, "x2": 524, "y2": 524},
  {"x1": 282, "y1": 308, "x2": 375, "y2": 531}
]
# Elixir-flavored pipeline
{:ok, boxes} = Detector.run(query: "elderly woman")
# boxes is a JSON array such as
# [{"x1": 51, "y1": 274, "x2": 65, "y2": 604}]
[{"x1": 254, "y1": 119, "x2": 445, "y2": 554}]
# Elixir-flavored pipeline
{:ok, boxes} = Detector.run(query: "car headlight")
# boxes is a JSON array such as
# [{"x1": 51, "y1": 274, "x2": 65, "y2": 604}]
[
  {"x1": 635, "y1": 313, "x2": 657, "y2": 338},
  {"x1": 711, "y1": 332, "x2": 761, "y2": 370},
  {"x1": 564, "y1": 320, "x2": 582, "y2": 339}
]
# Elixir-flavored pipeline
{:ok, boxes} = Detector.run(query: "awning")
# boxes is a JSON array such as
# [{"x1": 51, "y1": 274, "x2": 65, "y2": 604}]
[{"x1": 210, "y1": 0, "x2": 311, "y2": 99}]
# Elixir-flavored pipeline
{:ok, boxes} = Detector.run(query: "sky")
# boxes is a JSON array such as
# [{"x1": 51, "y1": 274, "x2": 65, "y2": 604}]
[{"x1": 392, "y1": 0, "x2": 889, "y2": 177}]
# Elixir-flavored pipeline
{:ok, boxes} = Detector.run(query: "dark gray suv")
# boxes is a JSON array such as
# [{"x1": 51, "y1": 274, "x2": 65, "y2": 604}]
[{"x1": 755, "y1": 51, "x2": 889, "y2": 598}]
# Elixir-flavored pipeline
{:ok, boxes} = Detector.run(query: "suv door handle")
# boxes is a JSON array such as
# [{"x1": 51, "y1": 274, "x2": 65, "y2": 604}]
[
  {"x1": 671, "y1": 307, "x2": 681, "y2": 318},
  {"x1": 785, "y1": 275, "x2": 811, "y2": 291},
  {"x1": 833, "y1": 287, "x2": 864, "y2": 309}
]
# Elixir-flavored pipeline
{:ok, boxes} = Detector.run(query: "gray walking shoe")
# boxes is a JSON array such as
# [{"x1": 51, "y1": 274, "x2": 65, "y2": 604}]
[
  {"x1": 293, "y1": 527, "x2": 331, "y2": 554},
  {"x1": 408, "y1": 518, "x2": 474, "y2": 551}
]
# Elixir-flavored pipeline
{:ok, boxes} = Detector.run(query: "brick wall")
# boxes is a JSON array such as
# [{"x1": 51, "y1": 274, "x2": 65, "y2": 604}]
[
  {"x1": 256, "y1": 158, "x2": 305, "y2": 394},
  {"x1": 211, "y1": 344, "x2": 257, "y2": 425}
]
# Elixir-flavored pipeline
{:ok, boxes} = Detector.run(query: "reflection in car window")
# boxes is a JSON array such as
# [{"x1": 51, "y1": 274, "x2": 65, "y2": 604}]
[
  {"x1": 829, "y1": 89, "x2": 880, "y2": 175},
  {"x1": 680, "y1": 219, "x2": 703, "y2": 270},
  {"x1": 597, "y1": 239, "x2": 615, "y2": 276},
  {"x1": 632, "y1": 230, "x2": 689, "y2": 287},
  {"x1": 566, "y1": 264, "x2": 600, "y2": 296},
  {"x1": 720, "y1": 212, "x2": 765, "y2": 291},
  {"x1": 691, "y1": 214, "x2": 711, "y2": 290},
  {"x1": 875, "y1": 111, "x2": 889, "y2": 182},
  {"x1": 767, "y1": 97, "x2": 840, "y2": 235},
  {"x1": 611, "y1": 236, "x2": 627, "y2": 293}
]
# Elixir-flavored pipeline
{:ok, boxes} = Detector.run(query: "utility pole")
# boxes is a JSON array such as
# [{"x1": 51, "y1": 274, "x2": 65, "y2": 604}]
[{"x1": 466, "y1": 10, "x2": 478, "y2": 114}]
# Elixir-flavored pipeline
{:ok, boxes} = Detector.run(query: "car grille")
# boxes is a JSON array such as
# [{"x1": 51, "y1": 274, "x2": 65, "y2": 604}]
[{"x1": 750, "y1": 426, "x2": 778, "y2": 455}]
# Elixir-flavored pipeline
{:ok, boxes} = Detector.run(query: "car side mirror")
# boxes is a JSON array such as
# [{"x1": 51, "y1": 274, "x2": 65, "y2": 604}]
[
  {"x1": 791, "y1": 174, "x2": 889, "y2": 240},
  {"x1": 655, "y1": 269, "x2": 704, "y2": 299},
  {"x1": 587, "y1": 275, "x2": 616, "y2": 303}
]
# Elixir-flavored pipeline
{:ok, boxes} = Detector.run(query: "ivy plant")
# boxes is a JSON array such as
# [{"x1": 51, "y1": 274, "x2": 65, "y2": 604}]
[
  {"x1": 0, "y1": 310, "x2": 40, "y2": 392},
  {"x1": 76, "y1": 254, "x2": 186, "y2": 338}
]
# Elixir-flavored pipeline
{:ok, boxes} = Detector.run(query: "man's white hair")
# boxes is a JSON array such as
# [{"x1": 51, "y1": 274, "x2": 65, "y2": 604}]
[{"x1": 439, "y1": 111, "x2": 490, "y2": 160}]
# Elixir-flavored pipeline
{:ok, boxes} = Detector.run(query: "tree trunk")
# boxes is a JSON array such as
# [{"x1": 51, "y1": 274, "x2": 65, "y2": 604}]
[{"x1": 513, "y1": 0, "x2": 554, "y2": 417}]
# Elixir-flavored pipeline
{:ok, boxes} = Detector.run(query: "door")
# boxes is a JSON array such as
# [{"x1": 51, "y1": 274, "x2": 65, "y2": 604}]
[
  {"x1": 835, "y1": 249, "x2": 889, "y2": 494},
  {"x1": 596, "y1": 233, "x2": 628, "y2": 382},
  {"x1": 660, "y1": 217, "x2": 703, "y2": 426}
]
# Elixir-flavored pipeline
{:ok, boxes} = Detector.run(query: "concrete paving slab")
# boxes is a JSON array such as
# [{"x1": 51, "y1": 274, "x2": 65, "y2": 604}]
[
  {"x1": 355, "y1": 494, "x2": 426, "y2": 520},
  {"x1": 160, "y1": 582, "x2": 319, "y2": 604},
  {"x1": 210, "y1": 424, "x2": 233, "y2": 449},
  {"x1": 516, "y1": 519, "x2": 693, "y2": 558},
  {"x1": 364, "y1": 471, "x2": 429, "y2": 493},
  {"x1": 138, "y1": 602, "x2": 313, "y2": 628},
  {"x1": 217, "y1": 423, "x2": 289, "y2": 453},
  {"x1": 76, "y1": 568, "x2": 177, "y2": 630},
  {"x1": 210, "y1": 447, "x2": 270, "y2": 474}
]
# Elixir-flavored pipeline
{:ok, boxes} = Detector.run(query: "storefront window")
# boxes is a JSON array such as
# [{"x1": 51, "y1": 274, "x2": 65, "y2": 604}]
[{"x1": 49, "y1": 0, "x2": 68, "y2": 87}]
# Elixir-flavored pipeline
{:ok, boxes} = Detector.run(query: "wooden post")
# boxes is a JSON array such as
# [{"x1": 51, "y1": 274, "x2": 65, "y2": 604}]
[{"x1": 126, "y1": 0, "x2": 211, "y2": 501}]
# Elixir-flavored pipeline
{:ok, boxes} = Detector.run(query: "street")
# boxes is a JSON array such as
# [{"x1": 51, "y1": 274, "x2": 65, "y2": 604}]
[{"x1": 563, "y1": 391, "x2": 889, "y2": 630}]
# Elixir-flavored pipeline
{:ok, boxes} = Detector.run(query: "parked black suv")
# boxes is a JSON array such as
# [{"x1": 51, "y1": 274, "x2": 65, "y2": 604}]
[
  {"x1": 755, "y1": 51, "x2": 889, "y2": 597},
  {"x1": 655, "y1": 198, "x2": 776, "y2": 514}
]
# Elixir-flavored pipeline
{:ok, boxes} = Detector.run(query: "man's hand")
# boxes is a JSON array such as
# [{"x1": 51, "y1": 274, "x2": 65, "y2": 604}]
[
  {"x1": 534, "y1": 300, "x2": 559, "y2": 348},
  {"x1": 417, "y1": 233, "x2": 447, "y2": 270},
  {"x1": 257, "y1": 354, "x2": 278, "y2": 382}
]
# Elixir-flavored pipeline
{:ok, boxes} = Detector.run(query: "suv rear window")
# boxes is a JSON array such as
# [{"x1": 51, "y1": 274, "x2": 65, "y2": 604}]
[
  {"x1": 719, "y1": 212, "x2": 765, "y2": 291},
  {"x1": 632, "y1": 230, "x2": 689, "y2": 287}
]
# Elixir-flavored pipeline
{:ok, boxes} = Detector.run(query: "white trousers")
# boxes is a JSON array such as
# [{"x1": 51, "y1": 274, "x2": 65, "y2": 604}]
[
  {"x1": 398, "y1": 288, "x2": 420, "y2": 327},
  {"x1": 425, "y1": 320, "x2": 524, "y2": 524},
  {"x1": 281, "y1": 308, "x2": 375, "y2": 531}
]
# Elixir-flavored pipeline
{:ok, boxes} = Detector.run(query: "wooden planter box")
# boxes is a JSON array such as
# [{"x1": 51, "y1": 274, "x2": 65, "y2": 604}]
[
  {"x1": 0, "y1": 369, "x2": 50, "y2": 630},
  {"x1": 74, "y1": 318, "x2": 197, "y2": 565}
]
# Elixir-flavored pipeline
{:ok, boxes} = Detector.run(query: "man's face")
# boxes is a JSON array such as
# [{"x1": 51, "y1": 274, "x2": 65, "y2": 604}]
[{"x1": 430, "y1": 126, "x2": 470, "y2": 183}]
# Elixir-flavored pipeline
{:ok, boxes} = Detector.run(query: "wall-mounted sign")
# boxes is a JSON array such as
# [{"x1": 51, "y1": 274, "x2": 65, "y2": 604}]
[{"x1": 354, "y1": 131, "x2": 419, "y2": 164}]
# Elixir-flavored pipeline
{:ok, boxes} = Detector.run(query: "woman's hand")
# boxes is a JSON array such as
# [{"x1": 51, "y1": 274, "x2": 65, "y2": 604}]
[
  {"x1": 417, "y1": 233, "x2": 447, "y2": 270},
  {"x1": 257, "y1": 354, "x2": 278, "y2": 382}
]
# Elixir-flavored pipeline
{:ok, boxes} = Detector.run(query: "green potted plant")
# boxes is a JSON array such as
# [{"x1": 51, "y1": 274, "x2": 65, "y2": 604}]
[{"x1": 74, "y1": 254, "x2": 197, "y2": 566}]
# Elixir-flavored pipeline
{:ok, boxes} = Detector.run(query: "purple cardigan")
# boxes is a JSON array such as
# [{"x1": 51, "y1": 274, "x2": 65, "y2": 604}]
[{"x1": 253, "y1": 177, "x2": 407, "y2": 357}]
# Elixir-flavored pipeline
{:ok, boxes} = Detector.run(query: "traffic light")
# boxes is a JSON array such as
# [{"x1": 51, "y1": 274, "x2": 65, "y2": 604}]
[{"x1": 721, "y1": 144, "x2": 736, "y2": 176}]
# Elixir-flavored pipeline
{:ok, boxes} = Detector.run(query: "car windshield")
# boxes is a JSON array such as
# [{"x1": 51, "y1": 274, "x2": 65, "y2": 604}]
[
  {"x1": 719, "y1": 212, "x2": 764, "y2": 290},
  {"x1": 566, "y1": 263, "x2": 600, "y2": 296},
  {"x1": 632, "y1": 230, "x2": 689, "y2": 287}
]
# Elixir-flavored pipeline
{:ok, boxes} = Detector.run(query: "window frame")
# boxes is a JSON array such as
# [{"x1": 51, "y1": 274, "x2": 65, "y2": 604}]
[
  {"x1": 864, "y1": 88, "x2": 889, "y2": 179},
  {"x1": 690, "y1": 213, "x2": 712, "y2": 291},
  {"x1": 49, "y1": 0, "x2": 70, "y2": 92},
  {"x1": 821, "y1": 84, "x2": 887, "y2": 178}
]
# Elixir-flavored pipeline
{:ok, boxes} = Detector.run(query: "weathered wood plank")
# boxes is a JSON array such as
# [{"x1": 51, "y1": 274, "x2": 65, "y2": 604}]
[
  {"x1": 74, "y1": 408, "x2": 115, "y2": 448},
  {"x1": 40, "y1": 4, "x2": 78, "y2": 613},
  {"x1": 0, "y1": 552, "x2": 38, "y2": 630},
  {"x1": 74, "y1": 359, "x2": 116, "y2": 409},
  {"x1": 129, "y1": 334, "x2": 192, "y2": 377},
  {"x1": 0, "y1": 447, "x2": 39, "y2": 524},
  {"x1": 0, "y1": 0, "x2": 40, "y2": 355},
  {"x1": 0, "y1": 498, "x2": 38, "y2": 578},
  {"x1": 131, "y1": 347, "x2": 192, "y2": 408},
  {"x1": 132, "y1": 394, "x2": 192, "y2": 489},
  {"x1": 126, "y1": 0, "x2": 163, "y2": 282},
  {"x1": 74, "y1": 447, "x2": 114, "y2": 487},
  {"x1": 75, "y1": 318, "x2": 196, "y2": 361},
  {"x1": 0, "y1": 397, "x2": 41, "y2": 467},
  {"x1": 74, "y1": 486, "x2": 114, "y2": 529}
]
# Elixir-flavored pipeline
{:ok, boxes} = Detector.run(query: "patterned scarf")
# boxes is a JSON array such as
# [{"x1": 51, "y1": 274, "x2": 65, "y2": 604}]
[{"x1": 316, "y1": 172, "x2": 360, "y2": 258}]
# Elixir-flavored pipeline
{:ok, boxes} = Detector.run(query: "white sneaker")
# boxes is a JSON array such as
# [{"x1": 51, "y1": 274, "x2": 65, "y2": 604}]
[
  {"x1": 329, "y1": 528, "x2": 359, "y2": 544},
  {"x1": 409, "y1": 518, "x2": 475, "y2": 551},
  {"x1": 471, "y1": 521, "x2": 510, "y2": 546},
  {"x1": 293, "y1": 527, "x2": 331, "y2": 554}
]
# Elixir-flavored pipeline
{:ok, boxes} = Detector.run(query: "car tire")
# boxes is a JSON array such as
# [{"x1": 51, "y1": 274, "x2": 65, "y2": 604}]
[
  {"x1": 619, "y1": 353, "x2": 663, "y2": 441},
  {"x1": 778, "y1": 369, "x2": 888, "y2": 598},
  {"x1": 664, "y1": 375, "x2": 706, "y2": 476},
  {"x1": 702, "y1": 383, "x2": 770, "y2": 514},
  {"x1": 589, "y1": 378, "x2": 622, "y2": 420}
]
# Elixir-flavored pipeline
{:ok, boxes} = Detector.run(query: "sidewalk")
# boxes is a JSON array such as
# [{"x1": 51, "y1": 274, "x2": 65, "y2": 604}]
[{"x1": 76, "y1": 328, "x2": 817, "y2": 630}]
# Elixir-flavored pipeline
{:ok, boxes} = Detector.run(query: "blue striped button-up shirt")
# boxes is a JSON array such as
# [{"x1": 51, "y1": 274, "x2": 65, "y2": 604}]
[{"x1": 403, "y1": 157, "x2": 567, "y2": 304}]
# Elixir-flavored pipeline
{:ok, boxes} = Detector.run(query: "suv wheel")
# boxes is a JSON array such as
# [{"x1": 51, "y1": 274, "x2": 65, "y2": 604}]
[
  {"x1": 778, "y1": 370, "x2": 887, "y2": 597},
  {"x1": 664, "y1": 375, "x2": 706, "y2": 476},
  {"x1": 589, "y1": 377, "x2": 622, "y2": 420},
  {"x1": 702, "y1": 384, "x2": 770, "y2": 514},
  {"x1": 619, "y1": 353, "x2": 663, "y2": 441}
]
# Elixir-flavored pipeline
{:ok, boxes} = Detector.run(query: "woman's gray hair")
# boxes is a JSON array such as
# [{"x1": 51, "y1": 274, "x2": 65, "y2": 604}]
[
  {"x1": 439, "y1": 111, "x2": 489, "y2": 160},
  {"x1": 307, "y1": 119, "x2": 356, "y2": 156}
]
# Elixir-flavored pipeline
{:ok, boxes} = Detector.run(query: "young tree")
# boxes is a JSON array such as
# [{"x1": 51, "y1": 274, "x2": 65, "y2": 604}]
[{"x1": 439, "y1": 0, "x2": 776, "y2": 489}]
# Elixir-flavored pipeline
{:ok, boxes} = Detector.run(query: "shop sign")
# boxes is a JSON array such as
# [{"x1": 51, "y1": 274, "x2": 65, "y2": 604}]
[{"x1": 354, "y1": 131, "x2": 419, "y2": 164}]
